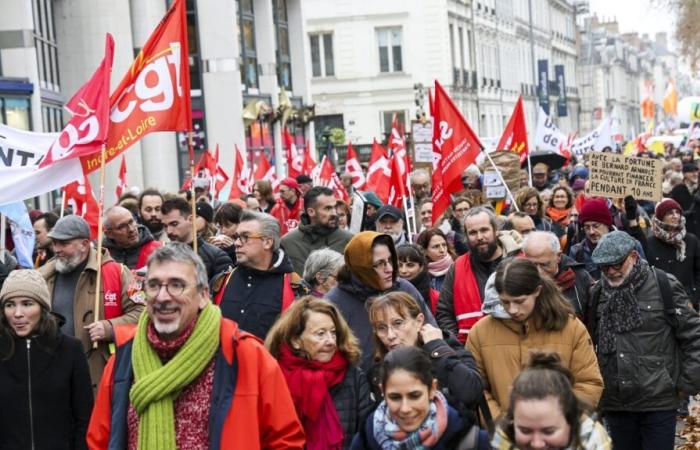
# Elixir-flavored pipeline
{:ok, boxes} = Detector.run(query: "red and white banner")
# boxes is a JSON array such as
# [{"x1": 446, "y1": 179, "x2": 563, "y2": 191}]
[
  {"x1": 344, "y1": 142, "x2": 365, "y2": 189},
  {"x1": 388, "y1": 152, "x2": 407, "y2": 208},
  {"x1": 42, "y1": 34, "x2": 114, "y2": 168},
  {"x1": 115, "y1": 155, "x2": 127, "y2": 201},
  {"x1": 82, "y1": 0, "x2": 191, "y2": 173},
  {"x1": 63, "y1": 175, "x2": 100, "y2": 240},
  {"x1": 212, "y1": 144, "x2": 229, "y2": 196},
  {"x1": 229, "y1": 145, "x2": 250, "y2": 199},
  {"x1": 283, "y1": 127, "x2": 305, "y2": 179},
  {"x1": 317, "y1": 156, "x2": 349, "y2": 202},
  {"x1": 365, "y1": 139, "x2": 391, "y2": 204},
  {"x1": 253, "y1": 152, "x2": 277, "y2": 188}
]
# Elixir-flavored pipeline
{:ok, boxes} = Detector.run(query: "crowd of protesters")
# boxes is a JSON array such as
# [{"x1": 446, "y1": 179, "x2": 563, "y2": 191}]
[{"x1": 3, "y1": 141, "x2": 700, "y2": 449}]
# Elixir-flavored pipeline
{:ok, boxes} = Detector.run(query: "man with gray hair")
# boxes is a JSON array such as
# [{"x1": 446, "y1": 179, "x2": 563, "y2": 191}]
[
  {"x1": 410, "y1": 168, "x2": 431, "y2": 203},
  {"x1": 522, "y1": 231, "x2": 592, "y2": 317},
  {"x1": 213, "y1": 210, "x2": 301, "y2": 339},
  {"x1": 102, "y1": 205, "x2": 162, "y2": 270},
  {"x1": 302, "y1": 248, "x2": 344, "y2": 296}
]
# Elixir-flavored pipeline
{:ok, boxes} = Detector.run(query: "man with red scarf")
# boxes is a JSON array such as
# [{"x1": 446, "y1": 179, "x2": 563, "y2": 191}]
[{"x1": 270, "y1": 178, "x2": 304, "y2": 236}]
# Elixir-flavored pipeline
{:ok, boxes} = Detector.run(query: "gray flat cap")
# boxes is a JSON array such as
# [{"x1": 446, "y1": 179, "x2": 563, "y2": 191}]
[
  {"x1": 591, "y1": 231, "x2": 636, "y2": 266},
  {"x1": 47, "y1": 215, "x2": 91, "y2": 241}
]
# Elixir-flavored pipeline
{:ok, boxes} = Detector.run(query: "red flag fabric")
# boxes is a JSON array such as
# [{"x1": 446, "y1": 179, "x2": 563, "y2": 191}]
[
  {"x1": 82, "y1": 0, "x2": 191, "y2": 173},
  {"x1": 253, "y1": 153, "x2": 276, "y2": 186},
  {"x1": 41, "y1": 34, "x2": 114, "y2": 168},
  {"x1": 283, "y1": 127, "x2": 304, "y2": 179},
  {"x1": 344, "y1": 142, "x2": 366, "y2": 189},
  {"x1": 302, "y1": 147, "x2": 316, "y2": 176},
  {"x1": 228, "y1": 145, "x2": 250, "y2": 199},
  {"x1": 63, "y1": 175, "x2": 99, "y2": 240},
  {"x1": 496, "y1": 96, "x2": 529, "y2": 164},
  {"x1": 212, "y1": 144, "x2": 229, "y2": 196},
  {"x1": 388, "y1": 115, "x2": 412, "y2": 192},
  {"x1": 181, "y1": 149, "x2": 217, "y2": 191},
  {"x1": 317, "y1": 156, "x2": 349, "y2": 202},
  {"x1": 431, "y1": 80, "x2": 482, "y2": 223},
  {"x1": 365, "y1": 139, "x2": 391, "y2": 204},
  {"x1": 115, "y1": 155, "x2": 127, "y2": 201},
  {"x1": 388, "y1": 153, "x2": 407, "y2": 208}
]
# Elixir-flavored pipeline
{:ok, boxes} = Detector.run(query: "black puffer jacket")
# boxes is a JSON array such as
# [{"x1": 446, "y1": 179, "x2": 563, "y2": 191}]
[
  {"x1": 590, "y1": 269, "x2": 700, "y2": 412},
  {"x1": 103, "y1": 225, "x2": 156, "y2": 269},
  {"x1": 558, "y1": 255, "x2": 593, "y2": 318},
  {"x1": 193, "y1": 235, "x2": 232, "y2": 287},
  {"x1": 0, "y1": 332, "x2": 93, "y2": 450},
  {"x1": 647, "y1": 233, "x2": 700, "y2": 308},
  {"x1": 331, "y1": 365, "x2": 374, "y2": 449}
]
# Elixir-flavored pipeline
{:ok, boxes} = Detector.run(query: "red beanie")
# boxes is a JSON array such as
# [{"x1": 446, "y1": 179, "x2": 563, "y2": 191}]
[
  {"x1": 655, "y1": 198, "x2": 682, "y2": 220},
  {"x1": 579, "y1": 198, "x2": 613, "y2": 227},
  {"x1": 280, "y1": 177, "x2": 300, "y2": 194}
]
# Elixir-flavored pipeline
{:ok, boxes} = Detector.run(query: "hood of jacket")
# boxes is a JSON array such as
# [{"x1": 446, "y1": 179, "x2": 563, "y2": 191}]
[
  {"x1": 103, "y1": 224, "x2": 154, "y2": 251},
  {"x1": 237, "y1": 249, "x2": 293, "y2": 276},
  {"x1": 343, "y1": 231, "x2": 397, "y2": 292}
]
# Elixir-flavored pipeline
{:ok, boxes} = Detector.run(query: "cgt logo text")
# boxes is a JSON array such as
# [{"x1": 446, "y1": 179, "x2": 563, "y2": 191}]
[{"x1": 104, "y1": 291, "x2": 118, "y2": 307}]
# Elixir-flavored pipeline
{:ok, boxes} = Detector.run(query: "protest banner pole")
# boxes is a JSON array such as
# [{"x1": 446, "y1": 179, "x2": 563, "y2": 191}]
[
  {"x1": 527, "y1": 153, "x2": 533, "y2": 187},
  {"x1": 402, "y1": 197, "x2": 414, "y2": 235},
  {"x1": 0, "y1": 214, "x2": 5, "y2": 262},
  {"x1": 59, "y1": 191, "x2": 66, "y2": 218},
  {"x1": 483, "y1": 148, "x2": 519, "y2": 212},
  {"x1": 92, "y1": 144, "x2": 107, "y2": 349},
  {"x1": 189, "y1": 132, "x2": 197, "y2": 253}
]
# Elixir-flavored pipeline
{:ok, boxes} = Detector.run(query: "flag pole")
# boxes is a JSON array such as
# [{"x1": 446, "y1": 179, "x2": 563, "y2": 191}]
[
  {"x1": 60, "y1": 191, "x2": 66, "y2": 218},
  {"x1": 0, "y1": 214, "x2": 5, "y2": 262},
  {"x1": 189, "y1": 132, "x2": 197, "y2": 252},
  {"x1": 92, "y1": 144, "x2": 107, "y2": 349},
  {"x1": 527, "y1": 152, "x2": 533, "y2": 188},
  {"x1": 483, "y1": 148, "x2": 519, "y2": 212}
]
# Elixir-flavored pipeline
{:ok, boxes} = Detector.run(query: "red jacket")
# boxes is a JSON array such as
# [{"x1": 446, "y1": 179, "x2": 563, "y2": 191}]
[
  {"x1": 87, "y1": 318, "x2": 305, "y2": 449},
  {"x1": 270, "y1": 198, "x2": 303, "y2": 236}
]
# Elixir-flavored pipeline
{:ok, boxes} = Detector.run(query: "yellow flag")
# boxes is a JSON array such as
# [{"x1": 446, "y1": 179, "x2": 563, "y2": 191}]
[
  {"x1": 648, "y1": 141, "x2": 665, "y2": 155},
  {"x1": 623, "y1": 141, "x2": 636, "y2": 156}
]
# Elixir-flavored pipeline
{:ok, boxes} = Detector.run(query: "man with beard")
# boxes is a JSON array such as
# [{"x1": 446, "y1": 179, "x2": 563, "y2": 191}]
[
  {"x1": 532, "y1": 162, "x2": 554, "y2": 191},
  {"x1": 102, "y1": 206, "x2": 162, "y2": 270},
  {"x1": 269, "y1": 177, "x2": 303, "y2": 235},
  {"x1": 213, "y1": 211, "x2": 299, "y2": 339},
  {"x1": 436, "y1": 206, "x2": 521, "y2": 342},
  {"x1": 161, "y1": 198, "x2": 232, "y2": 286},
  {"x1": 588, "y1": 231, "x2": 700, "y2": 450},
  {"x1": 138, "y1": 188, "x2": 168, "y2": 243},
  {"x1": 38, "y1": 215, "x2": 143, "y2": 387},
  {"x1": 375, "y1": 205, "x2": 409, "y2": 246},
  {"x1": 33, "y1": 212, "x2": 58, "y2": 267},
  {"x1": 281, "y1": 186, "x2": 353, "y2": 275}
]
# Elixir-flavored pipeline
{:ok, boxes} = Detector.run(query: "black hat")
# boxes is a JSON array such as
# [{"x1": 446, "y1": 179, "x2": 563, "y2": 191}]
[
  {"x1": 195, "y1": 201, "x2": 214, "y2": 223},
  {"x1": 295, "y1": 174, "x2": 313, "y2": 184},
  {"x1": 683, "y1": 163, "x2": 699, "y2": 173},
  {"x1": 376, "y1": 205, "x2": 403, "y2": 221}
]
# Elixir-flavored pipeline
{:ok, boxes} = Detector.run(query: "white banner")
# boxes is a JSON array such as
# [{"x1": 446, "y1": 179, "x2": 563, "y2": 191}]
[
  {"x1": 569, "y1": 118, "x2": 614, "y2": 157},
  {"x1": 0, "y1": 124, "x2": 83, "y2": 206},
  {"x1": 535, "y1": 107, "x2": 567, "y2": 153}
]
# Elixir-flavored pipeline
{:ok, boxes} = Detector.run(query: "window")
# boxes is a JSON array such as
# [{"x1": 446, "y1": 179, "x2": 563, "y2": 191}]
[
  {"x1": 273, "y1": 0, "x2": 292, "y2": 91},
  {"x1": 0, "y1": 97, "x2": 32, "y2": 130},
  {"x1": 41, "y1": 102, "x2": 63, "y2": 132},
  {"x1": 309, "y1": 33, "x2": 334, "y2": 77},
  {"x1": 237, "y1": 0, "x2": 259, "y2": 89},
  {"x1": 185, "y1": 1, "x2": 202, "y2": 92},
  {"x1": 381, "y1": 111, "x2": 406, "y2": 138},
  {"x1": 32, "y1": 0, "x2": 60, "y2": 92},
  {"x1": 377, "y1": 28, "x2": 402, "y2": 73}
]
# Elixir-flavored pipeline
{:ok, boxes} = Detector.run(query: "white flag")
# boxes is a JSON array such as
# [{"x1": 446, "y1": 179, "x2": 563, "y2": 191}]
[
  {"x1": 535, "y1": 107, "x2": 567, "y2": 153},
  {"x1": 570, "y1": 118, "x2": 614, "y2": 157}
]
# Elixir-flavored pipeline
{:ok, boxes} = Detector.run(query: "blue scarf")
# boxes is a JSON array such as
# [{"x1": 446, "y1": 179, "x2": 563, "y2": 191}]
[{"x1": 372, "y1": 391, "x2": 449, "y2": 449}]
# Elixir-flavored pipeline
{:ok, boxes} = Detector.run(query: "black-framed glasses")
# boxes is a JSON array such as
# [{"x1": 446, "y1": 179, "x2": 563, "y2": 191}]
[
  {"x1": 231, "y1": 232, "x2": 266, "y2": 244},
  {"x1": 144, "y1": 280, "x2": 190, "y2": 298},
  {"x1": 109, "y1": 218, "x2": 136, "y2": 232},
  {"x1": 600, "y1": 256, "x2": 628, "y2": 272}
]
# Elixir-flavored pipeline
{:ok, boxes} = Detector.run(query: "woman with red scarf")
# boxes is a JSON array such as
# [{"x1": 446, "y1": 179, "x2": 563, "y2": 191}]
[
  {"x1": 266, "y1": 296, "x2": 374, "y2": 449},
  {"x1": 416, "y1": 229, "x2": 455, "y2": 292}
]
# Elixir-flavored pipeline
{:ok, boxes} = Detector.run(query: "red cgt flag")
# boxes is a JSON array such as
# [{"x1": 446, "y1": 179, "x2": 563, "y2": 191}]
[
  {"x1": 82, "y1": 0, "x2": 191, "y2": 173},
  {"x1": 41, "y1": 34, "x2": 114, "y2": 168},
  {"x1": 365, "y1": 139, "x2": 391, "y2": 204},
  {"x1": 63, "y1": 175, "x2": 100, "y2": 240},
  {"x1": 431, "y1": 80, "x2": 482, "y2": 223},
  {"x1": 318, "y1": 156, "x2": 349, "y2": 202},
  {"x1": 253, "y1": 152, "x2": 277, "y2": 187},
  {"x1": 388, "y1": 115, "x2": 412, "y2": 194},
  {"x1": 115, "y1": 155, "x2": 127, "y2": 201},
  {"x1": 212, "y1": 144, "x2": 229, "y2": 197},
  {"x1": 302, "y1": 147, "x2": 316, "y2": 176},
  {"x1": 496, "y1": 95, "x2": 529, "y2": 164},
  {"x1": 283, "y1": 127, "x2": 305, "y2": 179},
  {"x1": 388, "y1": 153, "x2": 407, "y2": 208},
  {"x1": 228, "y1": 145, "x2": 250, "y2": 199},
  {"x1": 344, "y1": 142, "x2": 365, "y2": 189}
]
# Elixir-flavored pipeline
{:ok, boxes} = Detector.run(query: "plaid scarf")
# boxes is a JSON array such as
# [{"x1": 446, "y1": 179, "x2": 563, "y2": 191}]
[
  {"x1": 652, "y1": 216, "x2": 686, "y2": 262},
  {"x1": 372, "y1": 391, "x2": 449, "y2": 449}
]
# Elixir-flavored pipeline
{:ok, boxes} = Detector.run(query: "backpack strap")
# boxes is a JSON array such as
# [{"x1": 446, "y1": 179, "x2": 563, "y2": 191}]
[{"x1": 652, "y1": 268, "x2": 680, "y2": 329}]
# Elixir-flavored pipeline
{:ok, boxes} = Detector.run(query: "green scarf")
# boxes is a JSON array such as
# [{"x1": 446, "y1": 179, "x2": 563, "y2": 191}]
[{"x1": 129, "y1": 303, "x2": 222, "y2": 450}]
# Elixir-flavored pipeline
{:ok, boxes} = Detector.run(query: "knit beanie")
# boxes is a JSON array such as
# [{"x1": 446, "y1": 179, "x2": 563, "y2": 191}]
[
  {"x1": 655, "y1": 198, "x2": 682, "y2": 221},
  {"x1": 0, "y1": 270, "x2": 51, "y2": 310},
  {"x1": 578, "y1": 198, "x2": 613, "y2": 227}
]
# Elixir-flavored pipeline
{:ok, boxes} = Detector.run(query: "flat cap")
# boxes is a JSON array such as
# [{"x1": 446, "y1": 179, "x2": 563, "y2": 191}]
[
  {"x1": 591, "y1": 231, "x2": 636, "y2": 266},
  {"x1": 47, "y1": 215, "x2": 91, "y2": 241},
  {"x1": 376, "y1": 205, "x2": 403, "y2": 221},
  {"x1": 683, "y1": 163, "x2": 699, "y2": 173}
]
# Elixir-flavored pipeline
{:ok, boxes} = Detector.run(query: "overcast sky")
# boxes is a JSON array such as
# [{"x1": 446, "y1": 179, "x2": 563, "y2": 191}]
[{"x1": 588, "y1": 0, "x2": 677, "y2": 46}]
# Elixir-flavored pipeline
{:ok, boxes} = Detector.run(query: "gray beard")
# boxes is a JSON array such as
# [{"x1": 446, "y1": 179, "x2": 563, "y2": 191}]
[{"x1": 55, "y1": 253, "x2": 85, "y2": 274}]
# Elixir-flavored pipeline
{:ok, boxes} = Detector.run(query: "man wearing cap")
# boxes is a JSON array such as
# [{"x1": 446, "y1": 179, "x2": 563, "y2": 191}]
[
  {"x1": 532, "y1": 162, "x2": 553, "y2": 191},
  {"x1": 588, "y1": 231, "x2": 700, "y2": 450},
  {"x1": 270, "y1": 177, "x2": 304, "y2": 236},
  {"x1": 161, "y1": 197, "x2": 232, "y2": 286},
  {"x1": 102, "y1": 205, "x2": 162, "y2": 271},
  {"x1": 375, "y1": 205, "x2": 409, "y2": 246},
  {"x1": 671, "y1": 163, "x2": 699, "y2": 211},
  {"x1": 282, "y1": 186, "x2": 352, "y2": 276},
  {"x1": 295, "y1": 174, "x2": 313, "y2": 195},
  {"x1": 38, "y1": 215, "x2": 144, "y2": 387}
]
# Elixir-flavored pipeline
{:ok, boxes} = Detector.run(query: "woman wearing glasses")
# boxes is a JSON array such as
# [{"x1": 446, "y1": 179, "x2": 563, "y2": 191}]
[
  {"x1": 467, "y1": 258, "x2": 603, "y2": 420},
  {"x1": 266, "y1": 296, "x2": 373, "y2": 450},
  {"x1": 515, "y1": 187, "x2": 564, "y2": 237},
  {"x1": 326, "y1": 231, "x2": 437, "y2": 373}
]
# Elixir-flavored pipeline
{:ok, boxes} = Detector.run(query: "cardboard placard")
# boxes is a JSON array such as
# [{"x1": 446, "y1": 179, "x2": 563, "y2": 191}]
[
  {"x1": 412, "y1": 120, "x2": 434, "y2": 163},
  {"x1": 586, "y1": 152, "x2": 663, "y2": 201}
]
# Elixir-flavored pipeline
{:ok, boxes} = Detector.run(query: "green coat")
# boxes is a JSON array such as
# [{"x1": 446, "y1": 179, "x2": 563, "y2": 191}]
[{"x1": 281, "y1": 219, "x2": 353, "y2": 276}]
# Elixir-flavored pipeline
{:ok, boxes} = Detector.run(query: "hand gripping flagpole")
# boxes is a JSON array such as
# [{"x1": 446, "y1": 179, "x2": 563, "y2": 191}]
[
  {"x1": 92, "y1": 144, "x2": 107, "y2": 349},
  {"x1": 482, "y1": 147, "x2": 519, "y2": 212},
  {"x1": 189, "y1": 132, "x2": 197, "y2": 253}
]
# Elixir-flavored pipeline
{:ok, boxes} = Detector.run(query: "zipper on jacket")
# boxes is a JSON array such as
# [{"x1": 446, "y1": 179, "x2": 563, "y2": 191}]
[{"x1": 26, "y1": 339, "x2": 35, "y2": 450}]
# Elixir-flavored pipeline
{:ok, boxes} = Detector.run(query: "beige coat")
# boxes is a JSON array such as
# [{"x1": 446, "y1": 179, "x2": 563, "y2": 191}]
[
  {"x1": 467, "y1": 314, "x2": 603, "y2": 419},
  {"x1": 39, "y1": 247, "x2": 143, "y2": 388}
]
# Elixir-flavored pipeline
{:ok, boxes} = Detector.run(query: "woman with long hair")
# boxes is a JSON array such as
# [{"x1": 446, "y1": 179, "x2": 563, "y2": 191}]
[
  {"x1": 547, "y1": 185, "x2": 575, "y2": 228},
  {"x1": 516, "y1": 187, "x2": 563, "y2": 236},
  {"x1": 253, "y1": 180, "x2": 275, "y2": 213},
  {"x1": 352, "y1": 347, "x2": 483, "y2": 449},
  {"x1": 396, "y1": 244, "x2": 438, "y2": 314},
  {"x1": 491, "y1": 352, "x2": 611, "y2": 450},
  {"x1": 0, "y1": 270, "x2": 93, "y2": 449},
  {"x1": 467, "y1": 258, "x2": 603, "y2": 419},
  {"x1": 266, "y1": 296, "x2": 373, "y2": 449},
  {"x1": 416, "y1": 228, "x2": 455, "y2": 291}
]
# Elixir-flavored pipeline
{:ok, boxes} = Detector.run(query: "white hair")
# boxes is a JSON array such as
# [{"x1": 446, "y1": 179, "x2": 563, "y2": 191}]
[{"x1": 522, "y1": 231, "x2": 560, "y2": 254}]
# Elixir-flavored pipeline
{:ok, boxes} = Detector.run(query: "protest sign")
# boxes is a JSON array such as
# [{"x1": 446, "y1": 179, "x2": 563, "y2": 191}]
[
  {"x1": 570, "y1": 118, "x2": 613, "y2": 157},
  {"x1": 586, "y1": 152, "x2": 663, "y2": 201},
  {"x1": 412, "y1": 120, "x2": 433, "y2": 163}
]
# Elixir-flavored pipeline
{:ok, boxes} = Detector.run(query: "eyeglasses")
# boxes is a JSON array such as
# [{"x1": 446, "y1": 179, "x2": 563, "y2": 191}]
[
  {"x1": 372, "y1": 259, "x2": 392, "y2": 270},
  {"x1": 109, "y1": 218, "x2": 136, "y2": 232},
  {"x1": 523, "y1": 201, "x2": 539, "y2": 210},
  {"x1": 144, "y1": 279, "x2": 191, "y2": 298},
  {"x1": 600, "y1": 256, "x2": 629, "y2": 272},
  {"x1": 375, "y1": 318, "x2": 410, "y2": 336},
  {"x1": 231, "y1": 232, "x2": 267, "y2": 244},
  {"x1": 583, "y1": 223, "x2": 604, "y2": 232}
]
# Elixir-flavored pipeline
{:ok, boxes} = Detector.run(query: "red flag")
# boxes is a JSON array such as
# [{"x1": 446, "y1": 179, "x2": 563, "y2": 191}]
[
  {"x1": 365, "y1": 139, "x2": 391, "y2": 203},
  {"x1": 431, "y1": 80, "x2": 482, "y2": 223},
  {"x1": 283, "y1": 127, "x2": 304, "y2": 179},
  {"x1": 181, "y1": 149, "x2": 217, "y2": 191},
  {"x1": 63, "y1": 175, "x2": 99, "y2": 240},
  {"x1": 41, "y1": 34, "x2": 114, "y2": 168},
  {"x1": 388, "y1": 153, "x2": 407, "y2": 208},
  {"x1": 302, "y1": 147, "x2": 316, "y2": 176},
  {"x1": 344, "y1": 142, "x2": 365, "y2": 189},
  {"x1": 496, "y1": 96, "x2": 529, "y2": 163},
  {"x1": 253, "y1": 152, "x2": 277, "y2": 186},
  {"x1": 388, "y1": 115, "x2": 412, "y2": 193},
  {"x1": 212, "y1": 144, "x2": 229, "y2": 196},
  {"x1": 82, "y1": 0, "x2": 191, "y2": 173},
  {"x1": 317, "y1": 156, "x2": 349, "y2": 202},
  {"x1": 228, "y1": 145, "x2": 250, "y2": 199},
  {"x1": 115, "y1": 155, "x2": 127, "y2": 201}
]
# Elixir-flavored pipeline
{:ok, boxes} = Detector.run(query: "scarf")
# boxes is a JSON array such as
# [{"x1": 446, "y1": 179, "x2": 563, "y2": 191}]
[
  {"x1": 372, "y1": 391, "x2": 449, "y2": 449},
  {"x1": 556, "y1": 267, "x2": 576, "y2": 291},
  {"x1": 547, "y1": 206, "x2": 571, "y2": 226},
  {"x1": 278, "y1": 344, "x2": 348, "y2": 450},
  {"x1": 597, "y1": 259, "x2": 649, "y2": 354},
  {"x1": 428, "y1": 254, "x2": 453, "y2": 278},
  {"x1": 129, "y1": 304, "x2": 221, "y2": 450},
  {"x1": 652, "y1": 216, "x2": 687, "y2": 261}
]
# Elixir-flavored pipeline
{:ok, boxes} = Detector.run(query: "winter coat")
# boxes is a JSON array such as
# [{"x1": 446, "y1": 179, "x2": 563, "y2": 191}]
[
  {"x1": 647, "y1": 232, "x2": 700, "y2": 308},
  {"x1": 331, "y1": 365, "x2": 375, "y2": 449},
  {"x1": 466, "y1": 315, "x2": 603, "y2": 419},
  {"x1": 568, "y1": 229, "x2": 646, "y2": 281},
  {"x1": 281, "y1": 215, "x2": 353, "y2": 276},
  {"x1": 0, "y1": 333, "x2": 93, "y2": 450},
  {"x1": 38, "y1": 248, "x2": 143, "y2": 388},
  {"x1": 87, "y1": 319, "x2": 306, "y2": 450},
  {"x1": 558, "y1": 255, "x2": 593, "y2": 317},
  {"x1": 491, "y1": 413, "x2": 611, "y2": 450},
  {"x1": 590, "y1": 269, "x2": 700, "y2": 412},
  {"x1": 102, "y1": 225, "x2": 161, "y2": 270},
  {"x1": 0, "y1": 251, "x2": 17, "y2": 291},
  {"x1": 193, "y1": 235, "x2": 233, "y2": 287}
]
